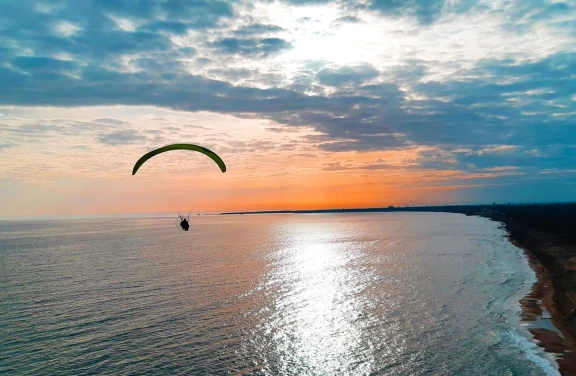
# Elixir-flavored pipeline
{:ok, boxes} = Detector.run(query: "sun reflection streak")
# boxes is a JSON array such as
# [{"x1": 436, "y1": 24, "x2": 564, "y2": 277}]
[{"x1": 254, "y1": 221, "x2": 375, "y2": 375}]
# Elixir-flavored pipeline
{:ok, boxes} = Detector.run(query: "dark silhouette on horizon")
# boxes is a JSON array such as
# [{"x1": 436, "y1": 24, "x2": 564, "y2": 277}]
[
  {"x1": 180, "y1": 217, "x2": 189, "y2": 231},
  {"x1": 177, "y1": 215, "x2": 190, "y2": 231}
]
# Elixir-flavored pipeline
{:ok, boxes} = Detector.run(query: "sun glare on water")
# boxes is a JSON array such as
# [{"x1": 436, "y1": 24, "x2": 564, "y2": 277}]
[{"x1": 251, "y1": 220, "x2": 375, "y2": 374}]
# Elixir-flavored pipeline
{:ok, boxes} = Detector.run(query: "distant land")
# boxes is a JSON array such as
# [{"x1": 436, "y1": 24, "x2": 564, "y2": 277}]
[{"x1": 221, "y1": 202, "x2": 575, "y2": 217}]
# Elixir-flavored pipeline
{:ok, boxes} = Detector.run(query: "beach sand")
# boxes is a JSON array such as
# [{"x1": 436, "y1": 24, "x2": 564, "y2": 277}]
[{"x1": 517, "y1": 240, "x2": 576, "y2": 375}]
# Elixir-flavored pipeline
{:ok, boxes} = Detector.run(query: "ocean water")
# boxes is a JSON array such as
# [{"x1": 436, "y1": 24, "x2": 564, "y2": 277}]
[{"x1": 0, "y1": 212, "x2": 559, "y2": 375}]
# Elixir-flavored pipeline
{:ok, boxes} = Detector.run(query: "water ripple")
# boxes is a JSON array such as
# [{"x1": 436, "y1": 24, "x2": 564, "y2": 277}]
[{"x1": 0, "y1": 214, "x2": 557, "y2": 375}]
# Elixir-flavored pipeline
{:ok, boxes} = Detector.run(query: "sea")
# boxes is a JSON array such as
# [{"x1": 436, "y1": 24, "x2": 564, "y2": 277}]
[{"x1": 0, "y1": 212, "x2": 562, "y2": 375}]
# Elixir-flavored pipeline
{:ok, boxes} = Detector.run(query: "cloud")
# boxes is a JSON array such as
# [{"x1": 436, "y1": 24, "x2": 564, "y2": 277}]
[
  {"x1": 364, "y1": 0, "x2": 447, "y2": 24},
  {"x1": 96, "y1": 130, "x2": 148, "y2": 145},
  {"x1": 94, "y1": 118, "x2": 129, "y2": 125},
  {"x1": 540, "y1": 169, "x2": 576, "y2": 175},
  {"x1": 0, "y1": 143, "x2": 15, "y2": 151},
  {"x1": 12, "y1": 56, "x2": 78, "y2": 72},
  {"x1": 212, "y1": 37, "x2": 293, "y2": 57},
  {"x1": 163, "y1": 126, "x2": 183, "y2": 132},
  {"x1": 233, "y1": 23, "x2": 286, "y2": 36},
  {"x1": 265, "y1": 127, "x2": 302, "y2": 133},
  {"x1": 316, "y1": 64, "x2": 380, "y2": 86},
  {"x1": 1, "y1": 51, "x2": 574, "y2": 174},
  {"x1": 0, "y1": 0, "x2": 234, "y2": 71},
  {"x1": 218, "y1": 139, "x2": 278, "y2": 154},
  {"x1": 291, "y1": 153, "x2": 318, "y2": 158},
  {"x1": 0, "y1": 119, "x2": 122, "y2": 141},
  {"x1": 141, "y1": 21, "x2": 193, "y2": 35},
  {"x1": 183, "y1": 124, "x2": 209, "y2": 130},
  {"x1": 476, "y1": 145, "x2": 518, "y2": 155},
  {"x1": 0, "y1": 0, "x2": 574, "y2": 178},
  {"x1": 85, "y1": 0, "x2": 234, "y2": 27},
  {"x1": 280, "y1": 0, "x2": 333, "y2": 5},
  {"x1": 332, "y1": 16, "x2": 362, "y2": 25},
  {"x1": 321, "y1": 161, "x2": 399, "y2": 171}
]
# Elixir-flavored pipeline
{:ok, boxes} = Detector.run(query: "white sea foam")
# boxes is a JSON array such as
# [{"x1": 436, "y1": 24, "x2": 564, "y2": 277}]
[{"x1": 508, "y1": 330, "x2": 560, "y2": 376}]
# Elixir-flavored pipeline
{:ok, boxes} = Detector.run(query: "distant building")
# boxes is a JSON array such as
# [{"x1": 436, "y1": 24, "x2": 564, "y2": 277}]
[{"x1": 388, "y1": 206, "x2": 394, "y2": 209}]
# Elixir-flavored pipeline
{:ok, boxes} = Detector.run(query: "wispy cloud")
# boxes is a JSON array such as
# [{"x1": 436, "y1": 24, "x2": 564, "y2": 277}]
[{"x1": 97, "y1": 130, "x2": 149, "y2": 145}]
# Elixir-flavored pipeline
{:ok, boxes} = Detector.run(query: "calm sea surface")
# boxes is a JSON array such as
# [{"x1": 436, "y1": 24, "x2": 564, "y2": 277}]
[{"x1": 0, "y1": 213, "x2": 560, "y2": 375}]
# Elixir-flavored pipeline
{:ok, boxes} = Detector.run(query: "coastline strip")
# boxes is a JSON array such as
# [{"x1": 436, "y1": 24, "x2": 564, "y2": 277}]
[{"x1": 512, "y1": 237, "x2": 576, "y2": 375}]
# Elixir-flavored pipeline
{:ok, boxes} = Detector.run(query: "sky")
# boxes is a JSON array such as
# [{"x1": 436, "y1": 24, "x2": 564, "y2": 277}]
[{"x1": 0, "y1": 0, "x2": 575, "y2": 218}]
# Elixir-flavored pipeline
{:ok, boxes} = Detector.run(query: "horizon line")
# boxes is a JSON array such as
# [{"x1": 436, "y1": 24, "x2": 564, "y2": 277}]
[{"x1": 1, "y1": 200, "x2": 575, "y2": 221}]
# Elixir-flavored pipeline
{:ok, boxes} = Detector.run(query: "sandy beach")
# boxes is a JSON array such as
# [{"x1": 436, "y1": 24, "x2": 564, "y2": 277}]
[
  {"x1": 483, "y1": 204, "x2": 576, "y2": 376},
  {"x1": 518, "y1": 241, "x2": 576, "y2": 375}
]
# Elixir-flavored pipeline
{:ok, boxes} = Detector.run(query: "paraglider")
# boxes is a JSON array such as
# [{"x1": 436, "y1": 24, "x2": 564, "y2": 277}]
[
  {"x1": 132, "y1": 143, "x2": 226, "y2": 232},
  {"x1": 132, "y1": 143, "x2": 226, "y2": 175},
  {"x1": 178, "y1": 214, "x2": 190, "y2": 231}
]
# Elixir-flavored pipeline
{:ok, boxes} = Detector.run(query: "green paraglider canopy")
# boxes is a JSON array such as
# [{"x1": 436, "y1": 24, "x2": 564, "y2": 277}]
[{"x1": 132, "y1": 144, "x2": 226, "y2": 175}]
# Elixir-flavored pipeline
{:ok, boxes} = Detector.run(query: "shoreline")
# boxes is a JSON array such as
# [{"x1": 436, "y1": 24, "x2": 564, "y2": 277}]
[
  {"x1": 515, "y1": 239, "x2": 576, "y2": 375},
  {"x1": 493, "y1": 216, "x2": 576, "y2": 375}
]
